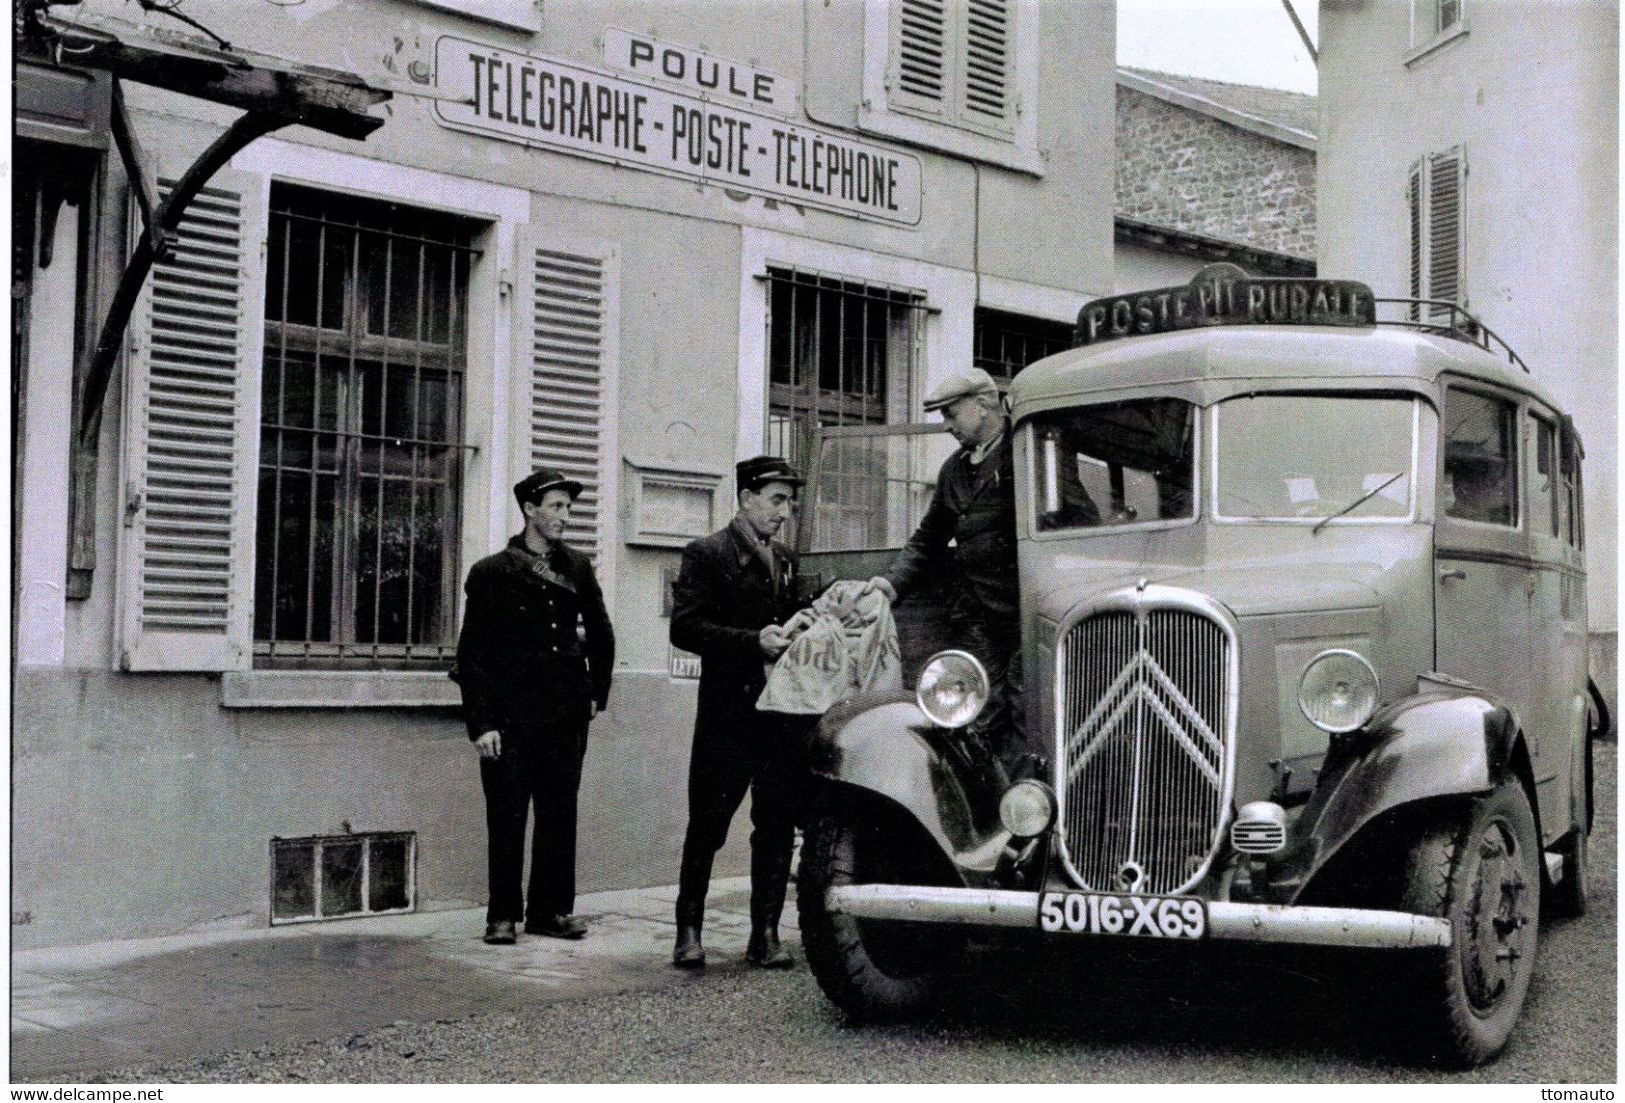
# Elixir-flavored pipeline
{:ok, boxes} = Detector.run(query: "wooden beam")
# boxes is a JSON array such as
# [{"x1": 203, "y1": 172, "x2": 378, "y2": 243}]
[
  {"x1": 43, "y1": 12, "x2": 388, "y2": 139},
  {"x1": 28, "y1": 9, "x2": 393, "y2": 598}
]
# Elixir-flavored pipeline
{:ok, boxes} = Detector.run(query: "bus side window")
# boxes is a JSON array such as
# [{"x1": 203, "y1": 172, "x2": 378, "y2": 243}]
[
  {"x1": 1530, "y1": 414, "x2": 1559, "y2": 538},
  {"x1": 1560, "y1": 422, "x2": 1584, "y2": 549},
  {"x1": 1443, "y1": 388, "x2": 1518, "y2": 527}
]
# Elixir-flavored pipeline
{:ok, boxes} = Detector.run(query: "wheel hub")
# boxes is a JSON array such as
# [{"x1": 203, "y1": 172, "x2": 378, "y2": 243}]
[{"x1": 1462, "y1": 819, "x2": 1530, "y2": 1012}]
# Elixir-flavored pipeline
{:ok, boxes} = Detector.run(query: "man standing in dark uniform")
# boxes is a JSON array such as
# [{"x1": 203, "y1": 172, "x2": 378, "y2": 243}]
[
  {"x1": 669, "y1": 456, "x2": 806, "y2": 970},
  {"x1": 452, "y1": 468, "x2": 615, "y2": 945},
  {"x1": 863, "y1": 368, "x2": 1027, "y2": 769}
]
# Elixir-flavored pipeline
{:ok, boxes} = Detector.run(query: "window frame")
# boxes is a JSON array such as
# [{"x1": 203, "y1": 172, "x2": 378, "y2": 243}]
[
  {"x1": 765, "y1": 266, "x2": 927, "y2": 466},
  {"x1": 1209, "y1": 394, "x2": 1423, "y2": 528},
  {"x1": 972, "y1": 306, "x2": 1073, "y2": 386},
  {"x1": 1560, "y1": 418, "x2": 1585, "y2": 552},
  {"x1": 1023, "y1": 399, "x2": 1203, "y2": 542},
  {"x1": 1528, "y1": 408, "x2": 1562, "y2": 542},
  {"x1": 1439, "y1": 382, "x2": 1521, "y2": 533},
  {"x1": 737, "y1": 227, "x2": 973, "y2": 462},
  {"x1": 762, "y1": 266, "x2": 929, "y2": 551},
  {"x1": 859, "y1": 0, "x2": 1044, "y2": 176},
  {"x1": 221, "y1": 139, "x2": 531, "y2": 702},
  {"x1": 254, "y1": 183, "x2": 480, "y2": 668},
  {"x1": 1406, "y1": 0, "x2": 1469, "y2": 63}
]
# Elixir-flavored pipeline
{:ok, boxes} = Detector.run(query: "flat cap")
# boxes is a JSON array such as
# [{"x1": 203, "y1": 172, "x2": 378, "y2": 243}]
[
  {"x1": 514, "y1": 467, "x2": 584, "y2": 507},
  {"x1": 736, "y1": 455, "x2": 804, "y2": 493},
  {"x1": 922, "y1": 367, "x2": 1000, "y2": 413}
]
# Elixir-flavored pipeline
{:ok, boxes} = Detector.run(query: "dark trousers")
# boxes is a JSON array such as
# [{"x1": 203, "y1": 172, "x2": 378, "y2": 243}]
[
  {"x1": 676, "y1": 712, "x2": 811, "y2": 928},
  {"x1": 479, "y1": 718, "x2": 589, "y2": 924},
  {"x1": 959, "y1": 617, "x2": 1026, "y2": 768}
]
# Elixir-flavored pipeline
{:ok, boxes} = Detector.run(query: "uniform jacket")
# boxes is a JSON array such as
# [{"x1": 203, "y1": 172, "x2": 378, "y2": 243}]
[
  {"x1": 882, "y1": 428, "x2": 1017, "y2": 629},
  {"x1": 670, "y1": 518, "x2": 802, "y2": 739},
  {"x1": 452, "y1": 534, "x2": 615, "y2": 740}
]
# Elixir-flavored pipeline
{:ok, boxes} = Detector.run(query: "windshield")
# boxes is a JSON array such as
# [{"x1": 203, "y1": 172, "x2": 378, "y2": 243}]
[
  {"x1": 1032, "y1": 398, "x2": 1197, "y2": 531},
  {"x1": 1214, "y1": 394, "x2": 1417, "y2": 522}
]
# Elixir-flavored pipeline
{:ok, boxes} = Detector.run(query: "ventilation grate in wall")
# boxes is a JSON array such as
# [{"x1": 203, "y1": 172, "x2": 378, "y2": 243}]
[{"x1": 270, "y1": 831, "x2": 416, "y2": 924}]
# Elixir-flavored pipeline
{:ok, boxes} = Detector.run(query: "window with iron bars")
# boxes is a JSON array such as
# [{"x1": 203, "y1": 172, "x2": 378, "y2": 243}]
[
  {"x1": 972, "y1": 306, "x2": 1073, "y2": 386},
  {"x1": 254, "y1": 184, "x2": 479, "y2": 667},
  {"x1": 765, "y1": 267, "x2": 927, "y2": 549}
]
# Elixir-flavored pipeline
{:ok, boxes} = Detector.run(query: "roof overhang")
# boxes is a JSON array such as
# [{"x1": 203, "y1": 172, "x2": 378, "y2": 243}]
[
  {"x1": 1116, "y1": 217, "x2": 1315, "y2": 277},
  {"x1": 1116, "y1": 68, "x2": 1317, "y2": 151}
]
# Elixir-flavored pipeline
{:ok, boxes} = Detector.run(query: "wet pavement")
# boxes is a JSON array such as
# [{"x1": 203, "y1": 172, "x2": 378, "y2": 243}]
[{"x1": 10, "y1": 876, "x2": 783, "y2": 1082}]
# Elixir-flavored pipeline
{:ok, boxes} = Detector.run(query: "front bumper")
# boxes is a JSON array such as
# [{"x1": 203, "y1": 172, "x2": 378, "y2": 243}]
[{"x1": 827, "y1": 885, "x2": 1452, "y2": 950}]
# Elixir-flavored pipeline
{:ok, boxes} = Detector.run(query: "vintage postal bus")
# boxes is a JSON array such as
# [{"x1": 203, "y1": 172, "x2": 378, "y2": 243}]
[{"x1": 792, "y1": 265, "x2": 1601, "y2": 1067}]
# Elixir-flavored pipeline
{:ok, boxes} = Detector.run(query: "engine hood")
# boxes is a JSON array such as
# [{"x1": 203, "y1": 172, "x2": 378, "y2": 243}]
[{"x1": 1033, "y1": 563, "x2": 1384, "y2": 627}]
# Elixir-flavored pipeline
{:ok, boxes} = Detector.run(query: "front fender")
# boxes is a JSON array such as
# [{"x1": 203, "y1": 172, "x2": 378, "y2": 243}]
[
  {"x1": 1272, "y1": 686, "x2": 1520, "y2": 901},
  {"x1": 809, "y1": 693, "x2": 1008, "y2": 881}
]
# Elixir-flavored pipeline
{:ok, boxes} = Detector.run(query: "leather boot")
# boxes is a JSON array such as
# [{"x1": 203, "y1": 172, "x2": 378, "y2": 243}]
[
  {"x1": 672, "y1": 898, "x2": 706, "y2": 969},
  {"x1": 746, "y1": 842, "x2": 795, "y2": 968},
  {"x1": 746, "y1": 919, "x2": 794, "y2": 968}
]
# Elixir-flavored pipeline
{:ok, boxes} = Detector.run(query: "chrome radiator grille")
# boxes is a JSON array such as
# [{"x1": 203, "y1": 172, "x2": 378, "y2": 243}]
[{"x1": 1056, "y1": 605, "x2": 1233, "y2": 895}]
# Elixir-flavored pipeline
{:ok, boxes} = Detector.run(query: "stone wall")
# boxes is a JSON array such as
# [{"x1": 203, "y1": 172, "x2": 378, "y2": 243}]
[{"x1": 1116, "y1": 86, "x2": 1316, "y2": 259}]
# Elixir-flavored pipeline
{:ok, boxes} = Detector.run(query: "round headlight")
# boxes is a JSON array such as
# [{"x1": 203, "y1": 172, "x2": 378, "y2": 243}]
[
  {"x1": 1298, "y1": 649, "x2": 1379, "y2": 733},
  {"x1": 916, "y1": 649, "x2": 989, "y2": 729},
  {"x1": 999, "y1": 781, "x2": 1056, "y2": 838}
]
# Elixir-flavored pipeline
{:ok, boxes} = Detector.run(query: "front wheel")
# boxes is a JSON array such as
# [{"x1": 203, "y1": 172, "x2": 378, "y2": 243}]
[
  {"x1": 797, "y1": 805, "x2": 966, "y2": 1020},
  {"x1": 1397, "y1": 780, "x2": 1541, "y2": 1067}
]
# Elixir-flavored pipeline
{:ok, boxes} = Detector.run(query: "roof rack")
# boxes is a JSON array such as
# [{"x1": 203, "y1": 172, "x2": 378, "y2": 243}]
[
  {"x1": 1074, "y1": 270, "x2": 1534, "y2": 377},
  {"x1": 1371, "y1": 298, "x2": 1530, "y2": 374}
]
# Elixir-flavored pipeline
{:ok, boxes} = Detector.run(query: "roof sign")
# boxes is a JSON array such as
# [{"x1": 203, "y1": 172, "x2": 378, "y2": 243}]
[{"x1": 1076, "y1": 265, "x2": 1376, "y2": 347}]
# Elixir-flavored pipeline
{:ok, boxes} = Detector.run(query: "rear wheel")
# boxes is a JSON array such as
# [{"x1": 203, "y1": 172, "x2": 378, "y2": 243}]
[
  {"x1": 1397, "y1": 780, "x2": 1541, "y2": 1067},
  {"x1": 797, "y1": 806, "x2": 966, "y2": 1020}
]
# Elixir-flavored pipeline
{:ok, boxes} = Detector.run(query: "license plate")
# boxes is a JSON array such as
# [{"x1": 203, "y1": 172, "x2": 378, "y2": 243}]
[{"x1": 1038, "y1": 891, "x2": 1207, "y2": 939}]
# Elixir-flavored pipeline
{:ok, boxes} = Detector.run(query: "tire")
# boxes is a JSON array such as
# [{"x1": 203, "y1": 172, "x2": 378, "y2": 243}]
[
  {"x1": 796, "y1": 807, "x2": 966, "y2": 1020},
  {"x1": 1397, "y1": 780, "x2": 1542, "y2": 1067}
]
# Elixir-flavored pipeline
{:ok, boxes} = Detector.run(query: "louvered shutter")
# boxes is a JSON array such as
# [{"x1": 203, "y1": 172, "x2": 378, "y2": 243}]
[
  {"x1": 119, "y1": 172, "x2": 266, "y2": 671},
  {"x1": 891, "y1": 0, "x2": 1016, "y2": 136},
  {"x1": 894, "y1": 0, "x2": 950, "y2": 117},
  {"x1": 961, "y1": 0, "x2": 1014, "y2": 133},
  {"x1": 1427, "y1": 148, "x2": 1463, "y2": 319},
  {"x1": 529, "y1": 244, "x2": 619, "y2": 562}
]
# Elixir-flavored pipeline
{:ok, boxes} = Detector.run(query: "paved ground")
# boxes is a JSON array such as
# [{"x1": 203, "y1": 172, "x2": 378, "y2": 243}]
[
  {"x1": 12, "y1": 876, "x2": 782, "y2": 1081},
  {"x1": 11, "y1": 743, "x2": 1616, "y2": 1084}
]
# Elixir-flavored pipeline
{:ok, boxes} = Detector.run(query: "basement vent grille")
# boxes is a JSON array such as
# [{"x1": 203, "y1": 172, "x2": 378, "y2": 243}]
[{"x1": 271, "y1": 831, "x2": 416, "y2": 924}]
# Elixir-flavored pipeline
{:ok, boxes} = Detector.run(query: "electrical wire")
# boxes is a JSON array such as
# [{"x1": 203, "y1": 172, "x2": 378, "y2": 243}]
[{"x1": 132, "y1": 0, "x2": 232, "y2": 51}]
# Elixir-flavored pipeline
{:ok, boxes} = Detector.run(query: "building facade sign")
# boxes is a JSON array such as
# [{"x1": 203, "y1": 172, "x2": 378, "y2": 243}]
[
  {"x1": 601, "y1": 28, "x2": 800, "y2": 117},
  {"x1": 434, "y1": 36, "x2": 922, "y2": 226}
]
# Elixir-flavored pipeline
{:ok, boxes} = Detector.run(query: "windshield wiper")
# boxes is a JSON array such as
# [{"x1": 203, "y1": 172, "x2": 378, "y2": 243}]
[{"x1": 1312, "y1": 471, "x2": 1407, "y2": 535}]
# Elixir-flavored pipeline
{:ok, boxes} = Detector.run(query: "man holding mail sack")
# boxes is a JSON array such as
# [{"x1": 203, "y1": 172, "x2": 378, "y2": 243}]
[
  {"x1": 669, "y1": 455, "x2": 812, "y2": 971},
  {"x1": 839, "y1": 368, "x2": 1029, "y2": 775}
]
